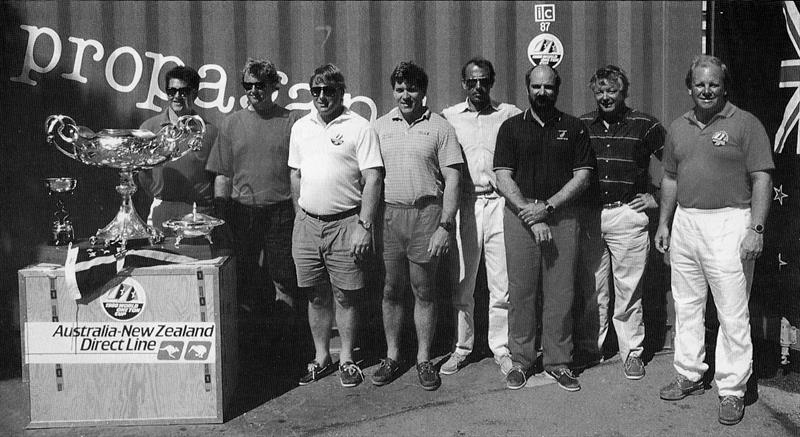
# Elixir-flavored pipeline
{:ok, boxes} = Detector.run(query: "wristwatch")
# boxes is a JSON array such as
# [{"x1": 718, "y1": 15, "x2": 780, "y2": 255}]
[
  {"x1": 358, "y1": 219, "x2": 372, "y2": 231},
  {"x1": 439, "y1": 221, "x2": 455, "y2": 232},
  {"x1": 751, "y1": 224, "x2": 765, "y2": 234},
  {"x1": 544, "y1": 201, "x2": 555, "y2": 214}
]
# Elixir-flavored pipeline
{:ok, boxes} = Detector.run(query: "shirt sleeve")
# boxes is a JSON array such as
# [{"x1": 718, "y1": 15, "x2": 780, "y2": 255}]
[
  {"x1": 644, "y1": 119, "x2": 666, "y2": 161},
  {"x1": 287, "y1": 122, "x2": 302, "y2": 170},
  {"x1": 742, "y1": 113, "x2": 775, "y2": 173},
  {"x1": 437, "y1": 120, "x2": 464, "y2": 168},
  {"x1": 662, "y1": 128, "x2": 677, "y2": 177},
  {"x1": 492, "y1": 118, "x2": 517, "y2": 171},
  {"x1": 205, "y1": 116, "x2": 233, "y2": 176},
  {"x1": 356, "y1": 123, "x2": 384, "y2": 170},
  {"x1": 572, "y1": 124, "x2": 595, "y2": 171}
]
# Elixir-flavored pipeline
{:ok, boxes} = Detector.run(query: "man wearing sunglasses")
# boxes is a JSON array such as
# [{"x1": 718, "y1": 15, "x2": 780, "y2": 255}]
[
  {"x1": 206, "y1": 58, "x2": 304, "y2": 362},
  {"x1": 137, "y1": 65, "x2": 218, "y2": 232},
  {"x1": 439, "y1": 58, "x2": 521, "y2": 377},
  {"x1": 573, "y1": 65, "x2": 665, "y2": 381},
  {"x1": 371, "y1": 61, "x2": 462, "y2": 391},
  {"x1": 288, "y1": 64, "x2": 383, "y2": 388}
]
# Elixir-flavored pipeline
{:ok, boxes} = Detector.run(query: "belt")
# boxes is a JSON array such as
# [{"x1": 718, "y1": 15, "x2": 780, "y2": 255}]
[
  {"x1": 303, "y1": 206, "x2": 360, "y2": 222},
  {"x1": 603, "y1": 201, "x2": 626, "y2": 209},
  {"x1": 386, "y1": 196, "x2": 440, "y2": 209},
  {"x1": 234, "y1": 199, "x2": 292, "y2": 212}
]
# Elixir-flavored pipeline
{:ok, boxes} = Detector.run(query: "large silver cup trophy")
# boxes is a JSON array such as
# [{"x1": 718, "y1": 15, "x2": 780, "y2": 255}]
[{"x1": 45, "y1": 114, "x2": 206, "y2": 250}]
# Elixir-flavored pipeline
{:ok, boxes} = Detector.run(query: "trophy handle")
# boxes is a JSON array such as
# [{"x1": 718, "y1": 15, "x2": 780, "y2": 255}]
[
  {"x1": 45, "y1": 115, "x2": 79, "y2": 160},
  {"x1": 175, "y1": 114, "x2": 206, "y2": 150}
]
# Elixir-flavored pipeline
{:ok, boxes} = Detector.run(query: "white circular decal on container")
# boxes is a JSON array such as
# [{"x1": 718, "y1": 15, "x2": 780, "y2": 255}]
[
  {"x1": 101, "y1": 278, "x2": 146, "y2": 321},
  {"x1": 527, "y1": 33, "x2": 565, "y2": 68}
]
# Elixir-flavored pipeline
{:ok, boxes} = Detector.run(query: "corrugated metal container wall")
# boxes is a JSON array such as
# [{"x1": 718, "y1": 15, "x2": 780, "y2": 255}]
[{"x1": 0, "y1": 1, "x2": 702, "y2": 328}]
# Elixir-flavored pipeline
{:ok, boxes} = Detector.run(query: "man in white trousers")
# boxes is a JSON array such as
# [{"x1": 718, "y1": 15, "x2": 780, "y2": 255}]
[{"x1": 655, "y1": 55, "x2": 773, "y2": 426}]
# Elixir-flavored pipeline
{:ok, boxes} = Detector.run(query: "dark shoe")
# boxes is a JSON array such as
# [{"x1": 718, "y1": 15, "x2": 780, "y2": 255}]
[
  {"x1": 623, "y1": 354, "x2": 645, "y2": 380},
  {"x1": 416, "y1": 361, "x2": 441, "y2": 391},
  {"x1": 718, "y1": 395, "x2": 745, "y2": 425},
  {"x1": 299, "y1": 359, "x2": 335, "y2": 385},
  {"x1": 371, "y1": 357, "x2": 401, "y2": 386},
  {"x1": 659, "y1": 374, "x2": 705, "y2": 400},
  {"x1": 339, "y1": 361, "x2": 364, "y2": 388},
  {"x1": 506, "y1": 365, "x2": 527, "y2": 390},
  {"x1": 546, "y1": 367, "x2": 581, "y2": 392}
]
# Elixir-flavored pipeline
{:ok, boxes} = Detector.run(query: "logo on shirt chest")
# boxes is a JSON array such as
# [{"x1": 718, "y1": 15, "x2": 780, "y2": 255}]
[
  {"x1": 330, "y1": 133, "x2": 344, "y2": 146},
  {"x1": 556, "y1": 130, "x2": 569, "y2": 140},
  {"x1": 711, "y1": 130, "x2": 728, "y2": 146}
]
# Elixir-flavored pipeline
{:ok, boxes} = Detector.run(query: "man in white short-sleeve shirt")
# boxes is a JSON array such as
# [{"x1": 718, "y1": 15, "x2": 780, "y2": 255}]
[{"x1": 288, "y1": 64, "x2": 384, "y2": 389}]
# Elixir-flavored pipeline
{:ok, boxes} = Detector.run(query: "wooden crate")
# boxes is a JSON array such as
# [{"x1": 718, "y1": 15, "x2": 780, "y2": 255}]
[{"x1": 18, "y1": 257, "x2": 237, "y2": 428}]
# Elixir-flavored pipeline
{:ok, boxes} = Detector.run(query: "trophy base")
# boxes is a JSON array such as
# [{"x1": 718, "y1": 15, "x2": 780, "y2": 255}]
[{"x1": 89, "y1": 207, "x2": 164, "y2": 251}]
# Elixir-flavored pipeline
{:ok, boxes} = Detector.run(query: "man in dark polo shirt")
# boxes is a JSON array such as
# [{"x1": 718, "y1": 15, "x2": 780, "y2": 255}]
[
  {"x1": 575, "y1": 65, "x2": 665, "y2": 380},
  {"x1": 655, "y1": 55, "x2": 773, "y2": 426},
  {"x1": 206, "y1": 58, "x2": 303, "y2": 340},
  {"x1": 137, "y1": 65, "x2": 218, "y2": 230},
  {"x1": 494, "y1": 64, "x2": 595, "y2": 392}
]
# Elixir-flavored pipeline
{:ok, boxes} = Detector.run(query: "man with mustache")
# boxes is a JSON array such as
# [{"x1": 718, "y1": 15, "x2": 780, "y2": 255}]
[
  {"x1": 137, "y1": 65, "x2": 218, "y2": 231},
  {"x1": 494, "y1": 64, "x2": 595, "y2": 391},
  {"x1": 206, "y1": 58, "x2": 303, "y2": 359},
  {"x1": 440, "y1": 58, "x2": 521, "y2": 376},
  {"x1": 574, "y1": 65, "x2": 665, "y2": 380},
  {"x1": 289, "y1": 64, "x2": 383, "y2": 388},
  {"x1": 655, "y1": 55, "x2": 773, "y2": 426},
  {"x1": 371, "y1": 61, "x2": 462, "y2": 391}
]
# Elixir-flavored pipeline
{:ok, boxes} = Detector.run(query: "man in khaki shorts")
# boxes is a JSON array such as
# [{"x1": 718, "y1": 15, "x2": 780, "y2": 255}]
[{"x1": 289, "y1": 64, "x2": 384, "y2": 388}]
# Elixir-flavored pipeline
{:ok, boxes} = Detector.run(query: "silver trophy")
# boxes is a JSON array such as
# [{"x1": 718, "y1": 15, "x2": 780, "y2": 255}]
[
  {"x1": 162, "y1": 202, "x2": 225, "y2": 248},
  {"x1": 43, "y1": 177, "x2": 77, "y2": 245},
  {"x1": 45, "y1": 114, "x2": 205, "y2": 250}
]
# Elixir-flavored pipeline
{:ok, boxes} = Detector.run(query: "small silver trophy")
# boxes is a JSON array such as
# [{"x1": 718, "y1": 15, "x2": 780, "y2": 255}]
[
  {"x1": 44, "y1": 177, "x2": 77, "y2": 246},
  {"x1": 162, "y1": 202, "x2": 225, "y2": 248},
  {"x1": 45, "y1": 114, "x2": 205, "y2": 250}
]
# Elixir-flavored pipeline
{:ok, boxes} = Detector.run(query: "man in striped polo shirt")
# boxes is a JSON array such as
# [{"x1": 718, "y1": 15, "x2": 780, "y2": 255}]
[
  {"x1": 371, "y1": 61, "x2": 463, "y2": 391},
  {"x1": 575, "y1": 65, "x2": 665, "y2": 380}
]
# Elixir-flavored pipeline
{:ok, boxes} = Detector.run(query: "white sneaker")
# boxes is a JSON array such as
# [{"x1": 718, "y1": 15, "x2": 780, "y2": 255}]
[
  {"x1": 495, "y1": 355, "x2": 514, "y2": 375},
  {"x1": 440, "y1": 352, "x2": 468, "y2": 375}
]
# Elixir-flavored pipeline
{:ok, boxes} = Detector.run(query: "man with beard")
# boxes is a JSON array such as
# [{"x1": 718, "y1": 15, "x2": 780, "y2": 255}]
[
  {"x1": 206, "y1": 58, "x2": 303, "y2": 346},
  {"x1": 574, "y1": 65, "x2": 665, "y2": 380},
  {"x1": 655, "y1": 55, "x2": 773, "y2": 426},
  {"x1": 493, "y1": 64, "x2": 595, "y2": 391},
  {"x1": 137, "y1": 65, "x2": 218, "y2": 230},
  {"x1": 289, "y1": 64, "x2": 383, "y2": 388},
  {"x1": 371, "y1": 61, "x2": 462, "y2": 391},
  {"x1": 440, "y1": 58, "x2": 521, "y2": 376}
]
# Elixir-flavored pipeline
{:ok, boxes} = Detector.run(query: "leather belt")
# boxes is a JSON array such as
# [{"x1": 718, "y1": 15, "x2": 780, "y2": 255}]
[
  {"x1": 303, "y1": 206, "x2": 360, "y2": 222},
  {"x1": 603, "y1": 201, "x2": 625, "y2": 209}
]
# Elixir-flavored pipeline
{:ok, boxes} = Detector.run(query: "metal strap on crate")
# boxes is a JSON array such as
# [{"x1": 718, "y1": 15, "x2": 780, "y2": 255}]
[
  {"x1": 203, "y1": 363, "x2": 212, "y2": 392},
  {"x1": 196, "y1": 269, "x2": 207, "y2": 322},
  {"x1": 55, "y1": 364, "x2": 64, "y2": 391},
  {"x1": 48, "y1": 276, "x2": 59, "y2": 322}
]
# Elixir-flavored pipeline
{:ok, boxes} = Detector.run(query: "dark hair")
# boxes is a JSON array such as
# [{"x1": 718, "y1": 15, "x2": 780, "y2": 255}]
[
  {"x1": 390, "y1": 61, "x2": 429, "y2": 92},
  {"x1": 461, "y1": 57, "x2": 496, "y2": 84},
  {"x1": 308, "y1": 63, "x2": 346, "y2": 90},
  {"x1": 589, "y1": 64, "x2": 629, "y2": 94},
  {"x1": 524, "y1": 64, "x2": 561, "y2": 90},
  {"x1": 165, "y1": 65, "x2": 200, "y2": 90},
  {"x1": 684, "y1": 54, "x2": 730, "y2": 88},
  {"x1": 241, "y1": 58, "x2": 281, "y2": 86}
]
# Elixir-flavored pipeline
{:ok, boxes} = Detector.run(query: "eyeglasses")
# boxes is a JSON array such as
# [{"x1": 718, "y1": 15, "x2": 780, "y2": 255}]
[
  {"x1": 310, "y1": 86, "x2": 338, "y2": 98},
  {"x1": 166, "y1": 87, "x2": 193, "y2": 97},
  {"x1": 464, "y1": 77, "x2": 493, "y2": 89},
  {"x1": 241, "y1": 81, "x2": 268, "y2": 91}
]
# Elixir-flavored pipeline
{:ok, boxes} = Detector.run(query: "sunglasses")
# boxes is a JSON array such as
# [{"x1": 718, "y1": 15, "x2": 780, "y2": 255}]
[
  {"x1": 464, "y1": 77, "x2": 493, "y2": 89},
  {"x1": 241, "y1": 81, "x2": 268, "y2": 91},
  {"x1": 166, "y1": 87, "x2": 193, "y2": 97},
  {"x1": 310, "y1": 86, "x2": 338, "y2": 98}
]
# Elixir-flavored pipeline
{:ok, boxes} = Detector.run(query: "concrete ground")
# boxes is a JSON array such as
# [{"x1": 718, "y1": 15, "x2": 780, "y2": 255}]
[{"x1": 2, "y1": 338, "x2": 800, "y2": 437}]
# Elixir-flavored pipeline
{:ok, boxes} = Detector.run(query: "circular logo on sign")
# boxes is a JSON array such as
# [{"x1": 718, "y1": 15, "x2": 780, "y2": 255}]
[
  {"x1": 101, "y1": 278, "x2": 146, "y2": 321},
  {"x1": 527, "y1": 33, "x2": 565, "y2": 68}
]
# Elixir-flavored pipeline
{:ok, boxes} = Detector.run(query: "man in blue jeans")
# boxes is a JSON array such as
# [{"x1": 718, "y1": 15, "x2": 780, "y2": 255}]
[{"x1": 494, "y1": 64, "x2": 595, "y2": 391}]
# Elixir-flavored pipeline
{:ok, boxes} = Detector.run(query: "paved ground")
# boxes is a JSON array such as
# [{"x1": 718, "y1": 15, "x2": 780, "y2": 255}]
[{"x1": 2, "y1": 339, "x2": 800, "y2": 437}]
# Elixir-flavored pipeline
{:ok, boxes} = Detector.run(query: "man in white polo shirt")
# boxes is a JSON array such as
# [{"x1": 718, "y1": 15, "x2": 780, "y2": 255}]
[{"x1": 288, "y1": 64, "x2": 384, "y2": 388}]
